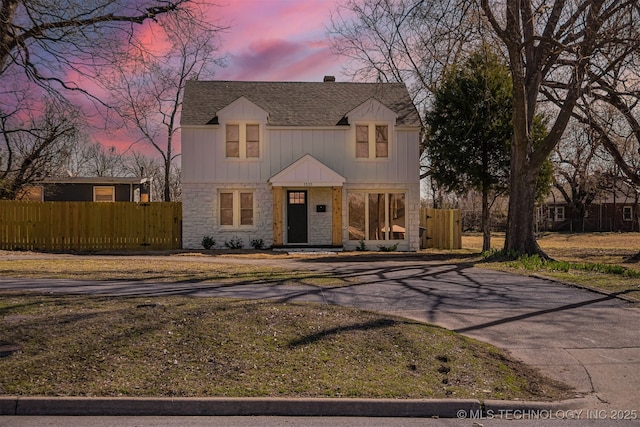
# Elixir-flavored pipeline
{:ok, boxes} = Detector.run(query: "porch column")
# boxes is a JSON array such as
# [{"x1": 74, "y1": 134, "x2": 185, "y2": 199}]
[
  {"x1": 273, "y1": 186, "x2": 283, "y2": 246},
  {"x1": 332, "y1": 186, "x2": 342, "y2": 246}
]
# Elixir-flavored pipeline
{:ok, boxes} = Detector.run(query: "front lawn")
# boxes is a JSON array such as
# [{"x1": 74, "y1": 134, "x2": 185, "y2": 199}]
[{"x1": 0, "y1": 293, "x2": 572, "y2": 400}]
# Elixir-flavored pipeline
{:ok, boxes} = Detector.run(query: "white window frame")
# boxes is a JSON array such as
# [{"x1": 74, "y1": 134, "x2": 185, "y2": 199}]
[
  {"x1": 549, "y1": 206, "x2": 564, "y2": 222},
  {"x1": 623, "y1": 206, "x2": 633, "y2": 221},
  {"x1": 218, "y1": 190, "x2": 255, "y2": 229},
  {"x1": 354, "y1": 123, "x2": 391, "y2": 160},
  {"x1": 225, "y1": 123, "x2": 261, "y2": 159},
  {"x1": 94, "y1": 186, "x2": 115, "y2": 202}
]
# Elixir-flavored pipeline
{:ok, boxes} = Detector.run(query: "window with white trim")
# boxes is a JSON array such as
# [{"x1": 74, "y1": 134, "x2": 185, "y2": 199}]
[
  {"x1": 355, "y1": 124, "x2": 389, "y2": 159},
  {"x1": 623, "y1": 206, "x2": 633, "y2": 221},
  {"x1": 94, "y1": 186, "x2": 115, "y2": 202},
  {"x1": 219, "y1": 191, "x2": 254, "y2": 227},
  {"x1": 348, "y1": 192, "x2": 406, "y2": 241},
  {"x1": 549, "y1": 206, "x2": 564, "y2": 222},
  {"x1": 226, "y1": 123, "x2": 260, "y2": 158}
]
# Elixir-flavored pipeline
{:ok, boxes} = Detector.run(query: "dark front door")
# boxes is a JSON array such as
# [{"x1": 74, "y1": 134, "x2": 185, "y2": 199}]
[{"x1": 287, "y1": 190, "x2": 308, "y2": 244}]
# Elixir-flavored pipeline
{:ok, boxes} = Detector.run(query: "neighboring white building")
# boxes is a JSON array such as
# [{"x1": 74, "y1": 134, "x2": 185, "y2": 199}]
[{"x1": 180, "y1": 77, "x2": 422, "y2": 251}]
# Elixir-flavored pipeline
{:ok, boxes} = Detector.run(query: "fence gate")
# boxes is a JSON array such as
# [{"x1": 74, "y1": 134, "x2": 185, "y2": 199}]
[
  {"x1": 420, "y1": 208, "x2": 462, "y2": 249},
  {"x1": 0, "y1": 201, "x2": 182, "y2": 251}
]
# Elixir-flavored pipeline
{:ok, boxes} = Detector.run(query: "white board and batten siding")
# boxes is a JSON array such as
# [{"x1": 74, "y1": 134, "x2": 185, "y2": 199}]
[{"x1": 181, "y1": 126, "x2": 419, "y2": 185}]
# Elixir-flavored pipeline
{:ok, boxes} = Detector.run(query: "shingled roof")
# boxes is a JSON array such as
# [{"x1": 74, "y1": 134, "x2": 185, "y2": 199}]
[{"x1": 181, "y1": 80, "x2": 421, "y2": 127}]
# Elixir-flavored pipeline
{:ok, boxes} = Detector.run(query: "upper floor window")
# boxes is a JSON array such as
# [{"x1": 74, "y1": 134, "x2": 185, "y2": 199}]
[
  {"x1": 355, "y1": 124, "x2": 389, "y2": 159},
  {"x1": 226, "y1": 123, "x2": 260, "y2": 159}
]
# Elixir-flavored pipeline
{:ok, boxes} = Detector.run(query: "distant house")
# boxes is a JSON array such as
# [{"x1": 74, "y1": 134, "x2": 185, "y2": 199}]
[
  {"x1": 19, "y1": 177, "x2": 153, "y2": 202},
  {"x1": 539, "y1": 183, "x2": 639, "y2": 232},
  {"x1": 180, "y1": 77, "x2": 422, "y2": 250}
]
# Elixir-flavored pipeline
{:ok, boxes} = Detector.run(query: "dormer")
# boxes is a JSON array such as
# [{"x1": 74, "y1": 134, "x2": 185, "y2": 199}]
[
  {"x1": 346, "y1": 98, "x2": 397, "y2": 160},
  {"x1": 217, "y1": 97, "x2": 269, "y2": 160}
]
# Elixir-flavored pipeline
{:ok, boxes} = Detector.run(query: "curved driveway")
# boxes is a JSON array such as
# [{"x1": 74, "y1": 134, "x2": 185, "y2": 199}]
[{"x1": 0, "y1": 253, "x2": 638, "y2": 412}]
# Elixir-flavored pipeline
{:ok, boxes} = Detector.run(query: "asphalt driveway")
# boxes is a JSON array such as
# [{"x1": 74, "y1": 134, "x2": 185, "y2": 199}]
[{"x1": 0, "y1": 253, "x2": 638, "y2": 412}]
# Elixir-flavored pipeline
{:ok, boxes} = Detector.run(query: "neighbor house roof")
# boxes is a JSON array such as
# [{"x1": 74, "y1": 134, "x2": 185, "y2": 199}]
[
  {"x1": 181, "y1": 79, "x2": 422, "y2": 127},
  {"x1": 38, "y1": 177, "x2": 149, "y2": 185},
  {"x1": 545, "y1": 181, "x2": 640, "y2": 205}
]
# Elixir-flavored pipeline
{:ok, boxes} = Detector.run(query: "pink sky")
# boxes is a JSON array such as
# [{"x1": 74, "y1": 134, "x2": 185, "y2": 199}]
[
  {"x1": 212, "y1": 0, "x2": 347, "y2": 82},
  {"x1": 92, "y1": 0, "x2": 351, "y2": 157}
]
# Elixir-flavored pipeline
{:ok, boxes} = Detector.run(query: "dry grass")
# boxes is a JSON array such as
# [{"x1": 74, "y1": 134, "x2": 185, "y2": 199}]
[
  {"x1": 0, "y1": 257, "x2": 354, "y2": 287},
  {"x1": 463, "y1": 232, "x2": 640, "y2": 301},
  {"x1": 462, "y1": 232, "x2": 640, "y2": 263},
  {"x1": 0, "y1": 293, "x2": 571, "y2": 400}
]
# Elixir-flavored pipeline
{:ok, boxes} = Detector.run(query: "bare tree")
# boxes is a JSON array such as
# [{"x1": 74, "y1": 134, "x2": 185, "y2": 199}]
[
  {"x1": 0, "y1": 99, "x2": 80, "y2": 199},
  {"x1": 551, "y1": 121, "x2": 614, "y2": 231},
  {"x1": 122, "y1": 151, "x2": 181, "y2": 202},
  {"x1": 331, "y1": 0, "x2": 640, "y2": 256},
  {"x1": 480, "y1": 1, "x2": 640, "y2": 255},
  {"x1": 1, "y1": 0, "x2": 191, "y2": 96},
  {"x1": 328, "y1": 0, "x2": 487, "y2": 179},
  {"x1": 1, "y1": 0, "x2": 202, "y2": 198},
  {"x1": 103, "y1": 6, "x2": 224, "y2": 201}
]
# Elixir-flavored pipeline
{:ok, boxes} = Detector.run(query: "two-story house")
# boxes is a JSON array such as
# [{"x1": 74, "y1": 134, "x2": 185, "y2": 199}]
[{"x1": 180, "y1": 77, "x2": 422, "y2": 251}]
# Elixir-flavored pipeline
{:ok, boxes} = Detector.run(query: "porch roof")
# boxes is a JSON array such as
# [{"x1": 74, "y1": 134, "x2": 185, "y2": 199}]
[{"x1": 269, "y1": 154, "x2": 346, "y2": 187}]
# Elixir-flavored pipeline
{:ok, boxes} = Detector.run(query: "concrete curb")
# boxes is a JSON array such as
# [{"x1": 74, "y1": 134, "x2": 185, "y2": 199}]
[{"x1": 0, "y1": 396, "x2": 590, "y2": 418}]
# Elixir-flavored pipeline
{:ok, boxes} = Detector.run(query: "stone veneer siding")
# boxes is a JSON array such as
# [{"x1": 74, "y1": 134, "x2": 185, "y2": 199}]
[
  {"x1": 307, "y1": 188, "x2": 333, "y2": 246},
  {"x1": 182, "y1": 183, "x2": 273, "y2": 249},
  {"x1": 182, "y1": 182, "x2": 419, "y2": 251}
]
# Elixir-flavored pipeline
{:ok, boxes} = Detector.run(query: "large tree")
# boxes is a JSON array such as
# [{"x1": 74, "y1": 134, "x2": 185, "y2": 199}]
[
  {"x1": 425, "y1": 48, "x2": 511, "y2": 251},
  {"x1": 480, "y1": 0, "x2": 640, "y2": 255},
  {"x1": 331, "y1": 0, "x2": 640, "y2": 256}
]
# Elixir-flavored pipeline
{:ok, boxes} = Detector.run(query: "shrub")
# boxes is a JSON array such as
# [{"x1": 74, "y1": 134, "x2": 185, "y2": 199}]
[
  {"x1": 251, "y1": 239, "x2": 265, "y2": 250},
  {"x1": 224, "y1": 237, "x2": 244, "y2": 249},
  {"x1": 378, "y1": 243, "x2": 398, "y2": 252},
  {"x1": 356, "y1": 240, "x2": 368, "y2": 251},
  {"x1": 201, "y1": 236, "x2": 215, "y2": 250}
]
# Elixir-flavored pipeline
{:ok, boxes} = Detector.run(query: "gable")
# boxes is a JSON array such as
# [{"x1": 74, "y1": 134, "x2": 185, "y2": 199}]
[
  {"x1": 217, "y1": 96, "x2": 269, "y2": 123},
  {"x1": 346, "y1": 98, "x2": 398, "y2": 123},
  {"x1": 269, "y1": 154, "x2": 346, "y2": 187}
]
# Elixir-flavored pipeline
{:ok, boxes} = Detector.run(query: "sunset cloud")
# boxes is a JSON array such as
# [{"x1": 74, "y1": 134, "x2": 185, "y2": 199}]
[
  {"x1": 219, "y1": 37, "x2": 341, "y2": 81},
  {"x1": 213, "y1": 0, "x2": 346, "y2": 82}
]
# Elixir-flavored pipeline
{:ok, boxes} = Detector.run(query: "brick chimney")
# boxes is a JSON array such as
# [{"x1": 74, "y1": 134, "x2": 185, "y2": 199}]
[{"x1": 323, "y1": 75, "x2": 336, "y2": 82}]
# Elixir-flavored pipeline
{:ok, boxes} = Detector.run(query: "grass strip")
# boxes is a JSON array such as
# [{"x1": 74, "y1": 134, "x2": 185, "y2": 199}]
[
  {"x1": 508, "y1": 254, "x2": 640, "y2": 277},
  {"x1": 0, "y1": 259, "x2": 354, "y2": 287},
  {"x1": 481, "y1": 252, "x2": 640, "y2": 301}
]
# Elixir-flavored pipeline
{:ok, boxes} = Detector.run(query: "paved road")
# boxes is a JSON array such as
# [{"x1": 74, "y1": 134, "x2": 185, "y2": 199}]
[{"x1": 1, "y1": 253, "x2": 639, "y2": 413}]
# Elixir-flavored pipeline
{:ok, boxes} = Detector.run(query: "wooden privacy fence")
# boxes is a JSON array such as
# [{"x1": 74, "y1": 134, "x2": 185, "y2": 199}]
[
  {"x1": 0, "y1": 201, "x2": 182, "y2": 251},
  {"x1": 420, "y1": 208, "x2": 462, "y2": 249}
]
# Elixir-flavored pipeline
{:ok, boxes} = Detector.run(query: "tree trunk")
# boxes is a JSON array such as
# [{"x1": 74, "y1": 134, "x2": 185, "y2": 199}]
[
  {"x1": 482, "y1": 180, "x2": 491, "y2": 252},
  {"x1": 504, "y1": 150, "x2": 544, "y2": 256},
  {"x1": 163, "y1": 156, "x2": 171, "y2": 202}
]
